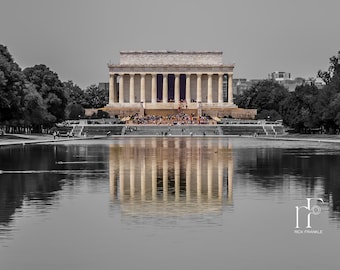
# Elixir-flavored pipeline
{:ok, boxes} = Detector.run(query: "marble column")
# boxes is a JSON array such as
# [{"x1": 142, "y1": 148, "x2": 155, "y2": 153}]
[
  {"x1": 227, "y1": 145, "x2": 233, "y2": 203},
  {"x1": 218, "y1": 156, "x2": 223, "y2": 200},
  {"x1": 141, "y1": 144, "x2": 146, "y2": 201},
  {"x1": 162, "y1": 74, "x2": 168, "y2": 103},
  {"x1": 119, "y1": 74, "x2": 124, "y2": 103},
  {"x1": 163, "y1": 159, "x2": 168, "y2": 201},
  {"x1": 207, "y1": 73, "x2": 213, "y2": 104},
  {"x1": 109, "y1": 145, "x2": 116, "y2": 201},
  {"x1": 130, "y1": 158, "x2": 135, "y2": 199},
  {"x1": 140, "y1": 73, "x2": 146, "y2": 103},
  {"x1": 119, "y1": 157, "x2": 125, "y2": 201},
  {"x1": 207, "y1": 158, "x2": 213, "y2": 200},
  {"x1": 186, "y1": 154, "x2": 191, "y2": 202},
  {"x1": 109, "y1": 74, "x2": 115, "y2": 104},
  {"x1": 228, "y1": 72, "x2": 233, "y2": 104},
  {"x1": 174, "y1": 73, "x2": 180, "y2": 103},
  {"x1": 129, "y1": 74, "x2": 135, "y2": 104},
  {"x1": 186, "y1": 140, "x2": 192, "y2": 202},
  {"x1": 174, "y1": 138, "x2": 180, "y2": 201},
  {"x1": 196, "y1": 73, "x2": 202, "y2": 103},
  {"x1": 152, "y1": 153, "x2": 157, "y2": 201},
  {"x1": 151, "y1": 73, "x2": 157, "y2": 103},
  {"x1": 196, "y1": 140, "x2": 202, "y2": 202},
  {"x1": 218, "y1": 73, "x2": 223, "y2": 104},
  {"x1": 186, "y1": 74, "x2": 191, "y2": 103},
  {"x1": 163, "y1": 139, "x2": 168, "y2": 201},
  {"x1": 197, "y1": 156, "x2": 202, "y2": 202}
]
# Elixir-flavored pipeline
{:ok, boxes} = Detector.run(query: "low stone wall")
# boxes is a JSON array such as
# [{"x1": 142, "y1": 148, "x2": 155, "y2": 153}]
[
  {"x1": 103, "y1": 104, "x2": 257, "y2": 119},
  {"x1": 202, "y1": 108, "x2": 257, "y2": 119}
]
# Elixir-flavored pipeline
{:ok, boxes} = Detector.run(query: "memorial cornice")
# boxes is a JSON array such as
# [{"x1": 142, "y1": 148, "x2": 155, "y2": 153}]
[
  {"x1": 108, "y1": 64, "x2": 234, "y2": 74},
  {"x1": 120, "y1": 50, "x2": 223, "y2": 55}
]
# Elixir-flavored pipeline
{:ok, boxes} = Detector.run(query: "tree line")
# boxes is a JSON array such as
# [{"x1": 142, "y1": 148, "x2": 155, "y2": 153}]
[
  {"x1": 0, "y1": 44, "x2": 109, "y2": 132},
  {"x1": 1, "y1": 44, "x2": 340, "y2": 133},
  {"x1": 235, "y1": 51, "x2": 340, "y2": 134}
]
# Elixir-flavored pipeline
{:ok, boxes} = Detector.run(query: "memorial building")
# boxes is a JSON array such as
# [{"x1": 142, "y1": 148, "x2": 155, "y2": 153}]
[{"x1": 105, "y1": 51, "x2": 256, "y2": 119}]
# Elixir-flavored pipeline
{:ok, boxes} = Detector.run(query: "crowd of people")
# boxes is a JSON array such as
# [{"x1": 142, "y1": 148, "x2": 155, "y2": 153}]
[{"x1": 129, "y1": 112, "x2": 212, "y2": 125}]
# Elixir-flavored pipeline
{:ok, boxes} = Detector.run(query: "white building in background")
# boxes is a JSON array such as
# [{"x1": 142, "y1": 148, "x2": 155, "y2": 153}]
[
  {"x1": 268, "y1": 71, "x2": 325, "y2": 92},
  {"x1": 268, "y1": 71, "x2": 291, "y2": 81}
]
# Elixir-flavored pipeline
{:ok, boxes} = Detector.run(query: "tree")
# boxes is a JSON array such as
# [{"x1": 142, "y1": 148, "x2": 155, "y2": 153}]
[
  {"x1": 23, "y1": 64, "x2": 68, "y2": 123},
  {"x1": 235, "y1": 80, "x2": 289, "y2": 120},
  {"x1": 63, "y1": 80, "x2": 86, "y2": 105},
  {"x1": 23, "y1": 83, "x2": 52, "y2": 131},
  {"x1": 66, "y1": 103, "x2": 85, "y2": 120},
  {"x1": 281, "y1": 84, "x2": 321, "y2": 132},
  {"x1": 317, "y1": 51, "x2": 340, "y2": 133},
  {"x1": 0, "y1": 44, "x2": 26, "y2": 122},
  {"x1": 317, "y1": 52, "x2": 340, "y2": 85},
  {"x1": 83, "y1": 84, "x2": 108, "y2": 108}
]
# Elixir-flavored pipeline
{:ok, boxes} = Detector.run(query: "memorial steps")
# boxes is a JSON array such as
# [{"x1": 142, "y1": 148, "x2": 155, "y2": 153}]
[
  {"x1": 124, "y1": 125, "x2": 220, "y2": 136},
  {"x1": 56, "y1": 123, "x2": 284, "y2": 137}
]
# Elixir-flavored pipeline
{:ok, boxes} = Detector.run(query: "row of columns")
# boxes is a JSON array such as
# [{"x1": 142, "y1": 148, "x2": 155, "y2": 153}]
[
  {"x1": 111, "y1": 155, "x2": 232, "y2": 202},
  {"x1": 109, "y1": 73, "x2": 233, "y2": 105},
  {"x1": 110, "y1": 153, "x2": 233, "y2": 203},
  {"x1": 109, "y1": 140, "x2": 233, "y2": 203}
]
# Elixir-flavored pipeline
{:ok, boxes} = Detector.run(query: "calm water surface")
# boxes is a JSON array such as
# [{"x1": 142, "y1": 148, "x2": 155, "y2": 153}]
[{"x1": 0, "y1": 137, "x2": 340, "y2": 270}]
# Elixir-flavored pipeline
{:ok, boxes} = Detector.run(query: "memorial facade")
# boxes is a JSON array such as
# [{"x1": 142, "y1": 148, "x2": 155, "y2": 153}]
[{"x1": 105, "y1": 51, "x2": 256, "y2": 118}]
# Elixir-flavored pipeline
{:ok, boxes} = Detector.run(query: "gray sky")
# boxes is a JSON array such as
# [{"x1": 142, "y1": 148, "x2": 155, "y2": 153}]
[{"x1": 1, "y1": 0, "x2": 339, "y2": 88}]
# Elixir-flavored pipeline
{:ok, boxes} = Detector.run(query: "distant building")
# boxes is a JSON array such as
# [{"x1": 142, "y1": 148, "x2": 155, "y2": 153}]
[
  {"x1": 233, "y1": 71, "x2": 325, "y2": 95},
  {"x1": 269, "y1": 71, "x2": 306, "y2": 92},
  {"x1": 268, "y1": 71, "x2": 291, "y2": 81},
  {"x1": 304, "y1": 77, "x2": 326, "y2": 89},
  {"x1": 98, "y1": 82, "x2": 109, "y2": 92},
  {"x1": 232, "y1": 79, "x2": 261, "y2": 95}
]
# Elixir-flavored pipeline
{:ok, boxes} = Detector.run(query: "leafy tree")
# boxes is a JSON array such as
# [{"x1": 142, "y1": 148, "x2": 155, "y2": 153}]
[
  {"x1": 235, "y1": 80, "x2": 289, "y2": 120},
  {"x1": 23, "y1": 64, "x2": 68, "y2": 123},
  {"x1": 317, "y1": 51, "x2": 340, "y2": 133},
  {"x1": 0, "y1": 44, "x2": 26, "y2": 122},
  {"x1": 83, "y1": 84, "x2": 108, "y2": 108},
  {"x1": 257, "y1": 109, "x2": 282, "y2": 121},
  {"x1": 317, "y1": 52, "x2": 340, "y2": 85},
  {"x1": 66, "y1": 103, "x2": 85, "y2": 120},
  {"x1": 281, "y1": 84, "x2": 321, "y2": 132},
  {"x1": 23, "y1": 83, "x2": 52, "y2": 131},
  {"x1": 63, "y1": 80, "x2": 86, "y2": 105}
]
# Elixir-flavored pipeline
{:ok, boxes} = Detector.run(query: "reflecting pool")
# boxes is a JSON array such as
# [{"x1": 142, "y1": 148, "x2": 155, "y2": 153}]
[{"x1": 1, "y1": 137, "x2": 340, "y2": 269}]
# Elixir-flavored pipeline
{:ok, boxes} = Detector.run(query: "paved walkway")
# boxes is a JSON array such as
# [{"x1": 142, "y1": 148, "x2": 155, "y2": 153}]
[
  {"x1": 0, "y1": 134, "x2": 89, "y2": 147},
  {"x1": 259, "y1": 134, "x2": 340, "y2": 144}
]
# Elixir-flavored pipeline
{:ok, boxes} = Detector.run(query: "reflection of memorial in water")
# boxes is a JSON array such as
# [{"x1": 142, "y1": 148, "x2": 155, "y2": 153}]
[{"x1": 109, "y1": 138, "x2": 233, "y2": 218}]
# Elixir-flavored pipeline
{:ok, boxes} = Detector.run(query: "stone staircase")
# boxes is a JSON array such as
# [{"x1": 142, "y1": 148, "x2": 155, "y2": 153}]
[
  {"x1": 262, "y1": 125, "x2": 275, "y2": 135},
  {"x1": 124, "y1": 125, "x2": 220, "y2": 136},
  {"x1": 71, "y1": 125, "x2": 84, "y2": 136}
]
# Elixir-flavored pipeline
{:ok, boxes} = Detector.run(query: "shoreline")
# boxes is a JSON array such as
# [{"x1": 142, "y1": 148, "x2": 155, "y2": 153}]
[{"x1": 1, "y1": 133, "x2": 340, "y2": 147}]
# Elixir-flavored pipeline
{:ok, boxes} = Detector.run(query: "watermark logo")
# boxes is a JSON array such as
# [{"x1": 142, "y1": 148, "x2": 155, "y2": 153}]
[{"x1": 294, "y1": 198, "x2": 324, "y2": 234}]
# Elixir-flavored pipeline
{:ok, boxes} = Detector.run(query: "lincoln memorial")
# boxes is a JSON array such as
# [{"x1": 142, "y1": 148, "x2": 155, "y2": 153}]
[{"x1": 105, "y1": 51, "x2": 256, "y2": 118}]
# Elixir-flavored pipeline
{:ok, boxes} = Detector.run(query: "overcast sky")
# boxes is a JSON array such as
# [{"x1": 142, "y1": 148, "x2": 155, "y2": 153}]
[{"x1": 1, "y1": 0, "x2": 339, "y2": 88}]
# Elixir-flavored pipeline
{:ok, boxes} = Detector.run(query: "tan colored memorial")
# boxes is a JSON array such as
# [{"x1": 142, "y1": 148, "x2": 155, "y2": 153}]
[{"x1": 105, "y1": 51, "x2": 256, "y2": 119}]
